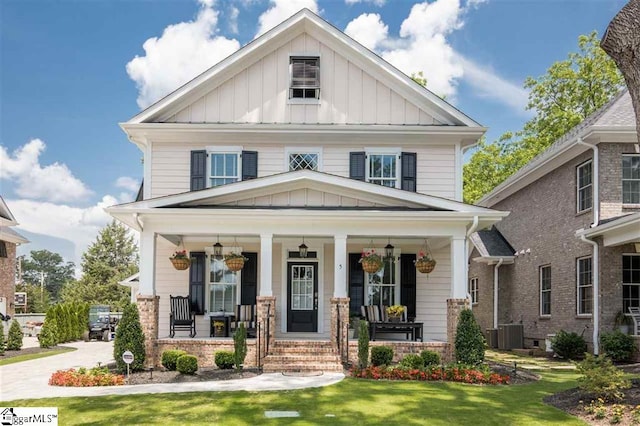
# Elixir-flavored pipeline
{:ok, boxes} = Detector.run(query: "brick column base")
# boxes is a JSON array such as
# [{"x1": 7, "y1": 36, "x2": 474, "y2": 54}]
[
  {"x1": 330, "y1": 297, "x2": 350, "y2": 351},
  {"x1": 137, "y1": 295, "x2": 159, "y2": 368},
  {"x1": 257, "y1": 296, "x2": 276, "y2": 357},
  {"x1": 446, "y1": 298, "x2": 470, "y2": 362}
]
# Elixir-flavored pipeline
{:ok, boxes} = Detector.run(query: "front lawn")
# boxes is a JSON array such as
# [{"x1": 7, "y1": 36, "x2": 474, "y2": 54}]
[{"x1": 11, "y1": 371, "x2": 583, "y2": 425}]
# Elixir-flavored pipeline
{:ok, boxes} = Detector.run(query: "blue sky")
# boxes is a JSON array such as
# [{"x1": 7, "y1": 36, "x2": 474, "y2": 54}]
[{"x1": 0, "y1": 0, "x2": 626, "y2": 268}]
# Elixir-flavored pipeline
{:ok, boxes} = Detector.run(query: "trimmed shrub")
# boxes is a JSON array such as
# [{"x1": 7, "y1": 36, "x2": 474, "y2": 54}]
[
  {"x1": 420, "y1": 350, "x2": 441, "y2": 367},
  {"x1": 215, "y1": 351, "x2": 235, "y2": 370},
  {"x1": 113, "y1": 303, "x2": 146, "y2": 373},
  {"x1": 7, "y1": 319, "x2": 23, "y2": 350},
  {"x1": 0, "y1": 322, "x2": 5, "y2": 355},
  {"x1": 358, "y1": 320, "x2": 370, "y2": 368},
  {"x1": 44, "y1": 307, "x2": 59, "y2": 346},
  {"x1": 234, "y1": 323, "x2": 247, "y2": 370},
  {"x1": 161, "y1": 350, "x2": 187, "y2": 371},
  {"x1": 551, "y1": 330, "x2": 587, "y2": 360},
  {"x1": 39, "y1": 320, "x2": 58, "y2": 349},
  {"x1": 371, "y1": 346, "x2": 393, "y2": 367},
  {"x1": 176, "y1": 354, "x2": 198, "y2": 375},
  {"x1": 454, "y1": 309, "x2": 485, "y2": 365},
  {"x1": 601, "y1": 330, "x2": 637, "y2": 363},
  {"x1": 399, "y1": 354, "x2": 424, "y2": 369},
  {"x1": 577, "y1": 353, "x2": 631, "y2": 401}
]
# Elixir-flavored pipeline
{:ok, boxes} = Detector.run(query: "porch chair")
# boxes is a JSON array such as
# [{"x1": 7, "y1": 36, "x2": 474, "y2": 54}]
[
  {"x1": 169, "y1": 295, "x2": 196, "y2": 338},
  {"x1": 233, "y1": 304, "x2": 257, "y2": 338},
  {"x1": 628, "y1": 307, "x2": 640, "y2": 335}
]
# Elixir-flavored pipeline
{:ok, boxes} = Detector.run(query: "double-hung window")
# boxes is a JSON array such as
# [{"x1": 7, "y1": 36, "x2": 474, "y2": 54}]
[
  {"x1": 290, "y1": 56, "x2": 320, "y2": 100},
  {"x1": 577, "y1": 257, "x2": 593, "y2": 315},
  {"x1": 623, "y1": 155, "x2": 640, "y2": 204},
  {"x1": 623, "y1": 254, "x2": 640, "y2": 313},
  {"x1": 540, "y1": 265, "x2": 551, "y2": 316},
  {"x1": 365, "y1": 251, "x2": 400, "y2": 308},
  {"x1": 367, "y1": 151, "x2": 400, "y2": 188},
  {"x1": 468, "y1": 277, "x2": 478, "y2": 305},
  {"x1": 209, "y1": 255, "x2": 239, "y2": 314},
  {"x1": 577, "y1": 160, "x2": 593, "y2": 213},
  {"x1": 208, "y1": 150, "x2": 241, "y2": 187}
]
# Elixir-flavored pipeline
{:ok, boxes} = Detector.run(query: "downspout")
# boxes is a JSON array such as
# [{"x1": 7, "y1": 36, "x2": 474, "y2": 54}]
[
  {"x1": 134, "y1": 213, "x2": 144, "y2": 231},
  {"x1": 465, "y1": 216, "x2": 480, "y2": 308},
  {"x1": 493, "y1": 258, "x2": 504, "y2": 329},
  {"x1": 576, "y1": 137, "x2": 599, "y2": 226},
  {"x1": 580, "y1": 234, "x2": 600, "y2": 355}
]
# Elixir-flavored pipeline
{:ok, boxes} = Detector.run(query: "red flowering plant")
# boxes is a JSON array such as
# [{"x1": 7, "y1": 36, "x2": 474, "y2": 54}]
[
  {"x1": 49, "y1": 366, "x2": 125, "y2": 387},
  {"x1": 349, "y1": 364, "x2": 509, "y2": 385},
  {"x1": 359, "y1": 249, "x2": 382, "y2": 264},
  {"x1": 416, "y1": 250, "x2": 434, "y2": 263},
  {"x1": 170, "y1": 250, "x2": 189, "y2": 260}
]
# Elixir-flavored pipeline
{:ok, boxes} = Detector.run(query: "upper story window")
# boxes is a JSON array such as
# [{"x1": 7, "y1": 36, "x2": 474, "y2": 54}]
[
  {"x1": 0, "y1": 241, "x2": 7, "y2": 258},
  {"x1": 468, "y1": 277, "x2": 478, "y2": 305},
  {"x1": 623, "y1": 254, "x2": 640, "y2": 313},
  {"x1": 540, "y1": 265, "x2": 551, "y2": 316},
  {"x1": 290, "y1": 57, "x2": 319, "y2": 100},
  {"x1": 209, "y1": 152, "x2": 240, "y2": 187},
  {"x1": 367, "y1": 152, "x2": 400, "y2": 188},
  {"x1": 577, "y1": 160, "x2": 593, "y2": 213},
  {"x1": 287, "y1": 148, "x2": 321, "y2": 171},
  {"x1": 623, "y1": 154, "x2": 640, "y2": 204},
  {"x1": 577, "y1": 256, "x2": 593, "y2": 316}
]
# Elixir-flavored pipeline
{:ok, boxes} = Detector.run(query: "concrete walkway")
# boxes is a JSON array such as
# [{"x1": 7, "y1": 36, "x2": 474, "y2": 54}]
[{"x1": 0, "y1": 340, "x2": 345, "y2": 402}]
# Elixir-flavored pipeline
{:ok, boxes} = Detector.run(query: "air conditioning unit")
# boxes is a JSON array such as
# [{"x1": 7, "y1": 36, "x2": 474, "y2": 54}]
[
  {"x1": 485, "y1": 329, "x2": 498, "y2": 349},
  {"x1": 497, "y1": 324, "x2": 524, "y2": 350}
]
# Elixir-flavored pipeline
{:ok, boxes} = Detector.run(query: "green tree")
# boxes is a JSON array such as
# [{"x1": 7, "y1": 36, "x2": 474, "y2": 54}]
[
  {"x1": 113, "y1": 303, "x2": 146, "y2": 373},
  {"x1": 454, "y1": 309, "x2": 484, "y2": 365},
  {"x1": 464, "y1": 31, "x2": 624, "y2": 204},
  {"x1": 0, "y1": 322, "x2": 5, "y2": 355},
  {"x1": 7, "y1": 319, "x2": 23, "y2": 351},
  {"x1": 21, "y1": 250, "x2": 75, "y2": 302},
  {"x1": 61, "y1": 220, "x2": 138, "y2": 311},
  {"x1": 14, "y1": 283, "x2": 52, "y2": 313}
]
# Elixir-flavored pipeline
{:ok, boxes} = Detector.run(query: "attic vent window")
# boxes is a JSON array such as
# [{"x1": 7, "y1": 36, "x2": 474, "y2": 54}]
[{"x1": 290, "y1": 57, "x2": 319, "y2": 100}]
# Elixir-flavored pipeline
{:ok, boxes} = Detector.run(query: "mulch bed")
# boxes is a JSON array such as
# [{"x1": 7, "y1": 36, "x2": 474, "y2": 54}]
[
  {"x1": 125, "y1": 367, "x2": 261, "y2": 385},
  {"x1": 1, "y1": 345, "x2": 74, "y2": 359}
]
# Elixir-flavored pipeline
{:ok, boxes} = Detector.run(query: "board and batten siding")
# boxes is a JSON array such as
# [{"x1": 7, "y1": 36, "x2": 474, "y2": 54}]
[
  {"x1": 164, "y1": 33, "x2": 441, "y2": 126},
  {"x1": 150, "y1": 142, "x2": 456, "y2": 199}
]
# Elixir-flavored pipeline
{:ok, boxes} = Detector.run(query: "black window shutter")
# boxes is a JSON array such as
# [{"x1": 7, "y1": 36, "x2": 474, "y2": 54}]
[
  {"x1": 400, "y1": 253, "x2": 417, "y2": 320},
  {"x1": 190, "y1": 150, "x2": 207, "y2": 191},
  {"x1": 401, "y1": 152, "x2": 417, "y2": 192},
  {"x1": 242, "y1": 151, "x2": 258, "y2": 181},
  {"x1": 350, "y1": 152, "x2": 366, "y2": 181},
  {"x1": 349, "y1": 253, "x2": 365, "y2": 316},
  {"x1": 241, "y1": 252, "x2": 258, "y2": 305},
  {"x1": 189, "y1": 252, "x2": 206, "y2": 315}
]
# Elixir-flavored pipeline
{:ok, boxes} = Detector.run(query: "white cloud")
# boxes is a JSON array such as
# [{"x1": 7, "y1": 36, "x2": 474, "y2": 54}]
[
  {"x1": 116, "y1": 176, "x2": 141, "y2": 193},
  {"x1": 345, "y1": 0, "x2": 386, "y2": 6},
  {"x1": 0, "y1": 139, "x2": 92, "y2": 203},
  {"x1": 344, "y1": 13, "x2": 388, "y2": 51},
  {"x1": 255, "y1": 0, "x2": 318, "y2": 37},
  {"x1": 228, "y1": 6, "x2": 240, "y2": 34},
  {"x1": 126, "y1": 0, "x2": 241, "y2": 109}
]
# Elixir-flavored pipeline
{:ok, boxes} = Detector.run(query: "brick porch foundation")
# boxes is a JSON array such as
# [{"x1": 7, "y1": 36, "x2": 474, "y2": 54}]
[
  {"x1": 330, "y1": 297, "x2": 349, "y2": 350},
  {"x1": 257, "y1": 296, "x2": 276, "y2": 357},
  {"x1": 446, "y1": 298, "x2": 470, "y2": 362},
  {"x1": 137, "y1": 295, "x2": 159, "y2": 368},
  {"x1": 156, "y1": 338, "x2": 258, "y2": 368}
]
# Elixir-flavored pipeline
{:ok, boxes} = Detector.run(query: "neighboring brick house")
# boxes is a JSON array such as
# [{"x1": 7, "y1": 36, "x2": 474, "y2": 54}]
[
  {"x1": 0, "y1": 197, "x2": 29, "y2": 320},
  {"x1": 469, "y1": 90, "x2": 639, "y2": 354}
]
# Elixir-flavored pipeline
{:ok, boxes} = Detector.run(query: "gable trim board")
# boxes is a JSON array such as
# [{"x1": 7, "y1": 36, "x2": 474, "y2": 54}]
[{"x1": 124, "y1": 9, "x2": 480, "y2": 129}]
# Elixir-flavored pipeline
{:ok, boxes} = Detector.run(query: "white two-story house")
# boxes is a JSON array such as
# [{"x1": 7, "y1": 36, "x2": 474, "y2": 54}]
[{"x1": 107, "y1": 9, "x2": 507, "y2": 371}]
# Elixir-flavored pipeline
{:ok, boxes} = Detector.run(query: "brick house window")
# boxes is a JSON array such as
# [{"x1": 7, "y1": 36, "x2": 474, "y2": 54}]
[
  {"x1": 622, "y1": 155, "x2": 640, "y2": 204},
  {"x1": 577, "y1": 256, "x2": 593, "y2": 315},
  {"x1": 576, "y1": 160, "x2": 593, "y2": 213},
  {"x1": 0, "y1": 241, "x2": 6, "y2": 258},
  {"x1": 540, "y1": 265, "x2": 551, "y2": 316},
  {"x1": 468, "y1": 277, "x2": 478, "y2": 305},
  {"x1": 623, "y1": 254, "x2": 640, "y2": 313}
]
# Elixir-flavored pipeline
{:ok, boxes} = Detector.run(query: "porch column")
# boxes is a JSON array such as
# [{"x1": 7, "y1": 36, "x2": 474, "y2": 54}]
[
  {"x1": 450, "y1": 236, "x2": 467, "y2": 299},
  {"x1": 136, "y1": 295, "x2": 159, "y2": 368},
  {"x1": 259, "y1": 234, "x2": 273, "y2": 296},
  {"x1": 139, "y1": 229, "x2": 157, "y2": 296},
  {"x1": 333, "y1": 234, "x2": 347, "y2": 298}
]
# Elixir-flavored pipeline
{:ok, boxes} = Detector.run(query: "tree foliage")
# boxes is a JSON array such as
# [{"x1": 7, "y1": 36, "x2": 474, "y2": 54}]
[
  {"x1": 464, "y1": 31, "x2": 624, "y2": 204},
  {"x1": 7, "y1": 319, "x2": 23, "y2": 351},
  {"x1": 113, "y1": 303, "x2": 146, "y2": 373},
  {"x1": 21, "y1": 250, "x2": 75, "y2": 303},
  {"x1": 454, "y1": 309, "x2": 485, "y2": 365},
  {"x1": 61, "y1": 220, "x2": 138, "y2": 310},
  {"x1": 15, "y1": 283, "x2": 52, "y2": 314}
]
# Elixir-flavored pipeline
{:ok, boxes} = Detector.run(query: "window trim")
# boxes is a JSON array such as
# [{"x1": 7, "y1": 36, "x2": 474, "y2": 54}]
[
  {"x1": 622, "y1": 154, "x2": 640, "y2": 205},
  {"x1": 364, "y1": 247, "x2": 401, "y2": 308},
  {"x1": 539, "y1": 265, "x2": 551, "y2": 317},
  {"x1": 205, "y1": 146, "x2": 242, "y2": 188},
  {"x1": 577, "y1": 256, "x2": 593, "y2": 317},
  {"x1": 288, "y1": 54, "x2": 321, "y2": 103},
  {"x1": 284, "y1": 147, "x2": 323, "y2": 172},
  {"x1": 468, "y1": 277, "x2": 478, "y2": 305},
  {"x1": 365, "y1": 148, "x2": 401, "y2": 189},
  {"x1": 205, "y1": 248, "x2": 242, "y2": 315},
  {"x1": 623, "y1": 253, "x2": 640, "y2": 313},
  {"x1": 576, "y1": 160, "x2": 593, "y2": 214}
]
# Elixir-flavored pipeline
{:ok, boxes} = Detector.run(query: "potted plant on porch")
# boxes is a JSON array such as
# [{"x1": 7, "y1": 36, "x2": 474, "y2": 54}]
[
  {"x1": 614, "y1": 311, "x2": 633, "y2": 334},
  {"x1": 359, "y1": 249, "x2": 383, "y2": 273},
  {"x1": 386, "y1": 305, "x2": 405, "y2": 322},
  {"x1": 224, "y1": 252, "x2": 248, "y2": 272},
  {"x1": 169, "y1": 250, "x2": 191, "y2": 271},
  {"x1": 414, "y1": 250, "x2": 436, "y2": 274}
]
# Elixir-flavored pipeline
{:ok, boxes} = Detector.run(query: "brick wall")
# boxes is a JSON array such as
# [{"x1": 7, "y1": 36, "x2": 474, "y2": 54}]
[
  {"x1": 599, "y1": 143, "x2": 640, "y2": 220},
  {"x1": 347, "y1": 341, "x2": 447, "y2": 365},
  {"x1": 156, "y1": 339, "x2": 258, "y2": 368},
  {"x1": 0, "y1": 242, "x2": 16, "y2": 318}
]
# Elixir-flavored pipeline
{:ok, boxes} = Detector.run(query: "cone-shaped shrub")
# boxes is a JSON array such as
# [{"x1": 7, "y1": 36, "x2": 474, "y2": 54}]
[
  {"x1": 39, "y1": 319, "x2": 57, "y2": 348},
  {"x1": 7, "y1": 319, "x2": 23, "y2": 350},
  {"x1": 454, "y1": 309, "x2": 485, "y2": 365},
  {"x1": 233, "y1": 323, "x2": 247, "y2": 370},
  {"x1": 358, "y1": 320, "x2": 370, "y2": 368},
  {"x1": 0, "y1": 322, "x2": 5, "y2": 355},
  {"x1": 113, "y1": 303, "x2": 146, "y2": 372}
]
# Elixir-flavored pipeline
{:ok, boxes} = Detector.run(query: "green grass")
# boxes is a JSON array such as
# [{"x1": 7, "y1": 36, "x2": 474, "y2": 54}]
[
  {"x1": 0, "y1": 347, "x2": 76, "y2": 366},
  {"x1": 10, "y1": 371, "x2": 584, "y2": 425}
]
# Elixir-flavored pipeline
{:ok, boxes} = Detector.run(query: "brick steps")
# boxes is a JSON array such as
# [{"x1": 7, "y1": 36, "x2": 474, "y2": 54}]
[{"x1": 262, "y1": 340, "x2": 344, "y2": 373}]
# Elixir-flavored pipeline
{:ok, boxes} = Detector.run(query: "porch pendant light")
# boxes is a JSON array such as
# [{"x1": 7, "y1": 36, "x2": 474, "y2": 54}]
[
  {"x1": 213, "y1": 235, "x2": 223, "y2": 259},
  {"x1": 384, "y1": 238, "x2": 395, "y2": 259},
  {"x1": 298, "y1": 237, "x2": 308, "y2": 258}
]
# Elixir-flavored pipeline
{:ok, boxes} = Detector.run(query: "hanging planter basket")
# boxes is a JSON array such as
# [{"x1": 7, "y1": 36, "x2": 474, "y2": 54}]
[
  {"x1": 170, "y1": 257, "x2": 191, "y2": 271},
  {"x1": 225, "y1": 257, "x2": 246, "y2": 272},
  {"x1": 361, "y1": 258, "x2": 383, "y2": 274},
  {"x1": 415, "y1": 258, "x2": 436, "y2": 274}
]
